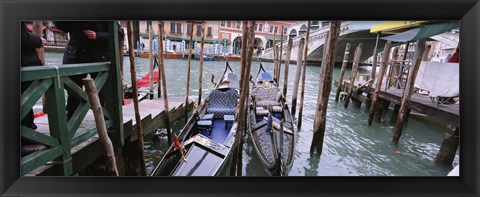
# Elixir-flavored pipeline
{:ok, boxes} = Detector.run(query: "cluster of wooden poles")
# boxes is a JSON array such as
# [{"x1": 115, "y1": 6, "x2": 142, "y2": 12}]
[
  {"x1": 111, "y1": 21, "x2": 175, "y2": 176},
  {"x1": 332, "y1": 34, "x2": 457, "y2": 165},
  {"x1": 131, "y1": 20, "x2": 212, "y2": 175},
  {"x1": 333, "y1": 38, "x2": 431, "y2": 145},
  {"x1": 256, "y1": 20, "x2": 457, "y2": 167},
  {"x1": 267, "y1": 21, "x2": 345, "y2": 155},
  {"x1": 227, "y1": 20, "x2": 346, "y2": 176},
  {"x1": 84, "y1": 20, "x2": 209, "y2": 176}
]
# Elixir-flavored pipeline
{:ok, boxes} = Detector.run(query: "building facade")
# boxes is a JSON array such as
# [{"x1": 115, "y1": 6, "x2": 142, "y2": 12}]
[
  {"x1": 219, "y1": 21, "x2": 294, "y2": 55},
  {"x1": 130, "y1": 21, "x2": 296, "y2": 56},
  {"x1": 134, "y1": 21, "x2": 222, "y2": 55}
]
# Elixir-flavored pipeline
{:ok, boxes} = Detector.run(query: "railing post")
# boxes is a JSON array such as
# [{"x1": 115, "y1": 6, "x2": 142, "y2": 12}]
[
  {"x1": 45, "y1": 77, "x2": 72, "y2": 175},
  {"x1": 106, "y1": 21, "x2": 124, "y2": 146}
]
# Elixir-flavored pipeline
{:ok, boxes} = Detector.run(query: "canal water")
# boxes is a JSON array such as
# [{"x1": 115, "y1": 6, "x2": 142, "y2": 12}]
[{"x1": 44, "y1": 52, "x2": 459, "y2": 176}]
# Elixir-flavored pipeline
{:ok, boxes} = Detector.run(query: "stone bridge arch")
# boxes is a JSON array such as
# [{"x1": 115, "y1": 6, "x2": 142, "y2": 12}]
[{"x1": 263, "y1": 21, "x2": 387, "y2": 64}]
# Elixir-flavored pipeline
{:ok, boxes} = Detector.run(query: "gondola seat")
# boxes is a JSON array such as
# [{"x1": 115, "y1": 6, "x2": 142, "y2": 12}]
[
  {"x1": 256, "y1": 107, "x2": 270, "y2": 116},
  {"x1": 252, "y1": 87, "x2": 282, "y2": 107},
  {"x1": 223, "y1": 115, "x2": 235, "y2": 129},
  {"x1": 255, "y1": 106, "x2": 283, "y2": 116},
  {"x1": 197, "y1": 120, "x2": 213, "y2": 136},
  {"x1": 201, "y1": 113, "x2": 214, "y2": 120},
  {"x1": 206, "y1": 89, "x2": 239, "y2": 118}
]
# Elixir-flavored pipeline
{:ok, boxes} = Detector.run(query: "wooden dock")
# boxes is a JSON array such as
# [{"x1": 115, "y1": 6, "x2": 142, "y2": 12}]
[
  {"x1": 336, "y1": 80, "x2": 459, "y2": 127},
  {"x1": 26, "y1": 97, "x2": 192, "y2": 176}
]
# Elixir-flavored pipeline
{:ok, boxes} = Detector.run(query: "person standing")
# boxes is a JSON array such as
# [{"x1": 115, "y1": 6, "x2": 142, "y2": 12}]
[
  {"x1": 55, "y1": 21, "x2": 124, "y2": 119},
  {"x1": 21, "y1": 21, "x2": 47, "y2": 129}
]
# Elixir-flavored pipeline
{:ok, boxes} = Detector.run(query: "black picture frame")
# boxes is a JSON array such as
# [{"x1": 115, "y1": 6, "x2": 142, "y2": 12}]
[{"x1": 1, "y1": 0, "x2": 479, "y2": 196}]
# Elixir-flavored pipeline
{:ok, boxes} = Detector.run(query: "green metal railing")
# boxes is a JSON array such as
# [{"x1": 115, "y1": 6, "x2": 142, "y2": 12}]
[{"x1": 20, "y1": 22, "x2": 123, "y2": 176}]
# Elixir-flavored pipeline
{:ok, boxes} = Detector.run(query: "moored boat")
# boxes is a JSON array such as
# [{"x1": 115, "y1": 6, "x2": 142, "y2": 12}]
[
  {"x1": 195, "y1": 55, "x2": 215, "y2": 61},
  {"x1": 151, "y1": 62, "x2": 239, "y2": 176},
  {"x1": 247, "y1": 63, "x2": 295, "y2": 176},
  {"x1": 139, "y1": 51, "x2": 183, "y2": 59},
  {"x1": 123, "y1": 58, "x2": 161, "y2": 104}
]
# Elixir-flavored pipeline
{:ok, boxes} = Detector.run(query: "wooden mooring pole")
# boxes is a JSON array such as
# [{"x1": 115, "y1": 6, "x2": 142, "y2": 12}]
[
  {"x1": 230, "y1": 21, "x2": 255, "y2": 176},
  {"x1": 198, "y1": 22, "x2": 206, "y2": 106},
  {"x1": 157, "y1": 22, "x2": 163, "y2": 98},
  {"x1": 127, "y1": 21, "x2": 147, "y2": 175},
  {"x1": 282, "y1": 39, "x2": 293, "y2": 98},
  {"x1": 83, "y1": 75, "x2": 119, "y2": 176},
  {"x1": 310, "y1": 21, "x2": 341, "y2": 154},
  {"x1": 368, "y1": 32, "x2": 380, "y2": 92},
  {"x1": 148, "y1": 22, "x2": 155, "y2": 100},
  {"x1": 392, "y1": 40, "x2": 429, "y2": 145},
  {"x1": 344, "y1": 43, "x2": 363, "y2": 108},
  {"x1": 158, "y1": 21, "x2": 172, "y2": 145},
  {"x1": 291, "y1": 38, "x2": 305, "y2": 117},
  {"x1": 335, "y1": 43, "x2": 351, "y2": 103},
  {"x1": 239, "y1": 22, "x2": 247, "y2": 90},
  {"x1": 434, "y1": 125, "x2": 460, "y2": 165},
  {"x1": 185, "y1": 21, "x2": 195, "y2": 122},
  {"x1": 297, "y1": 21, "x2": 311, "y2": 128},
  {"x1": 390, "y1": 104, "x2": 400, "y2": 123},
  {"x1": 277, "y1": 26, "x2": 284, "y2": 83},
  {"x1": 272, "y1": 31, "x2": 279, "y2": 84},
  {"x1": 367, "y1": 41, "x2": 393, "y2": 126}
]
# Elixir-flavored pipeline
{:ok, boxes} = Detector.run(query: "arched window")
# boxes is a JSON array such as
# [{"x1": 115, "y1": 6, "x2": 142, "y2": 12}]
[
  {"x1": 321, "y1": 21, "x2": 330, "y2": 27},
  {"x1": 289, "y1": 29, "x2": 297, "y2": 39},
  {"x1": 310, "y1": 21, "x2": 320, "y2": 30},
  {"x1": 299, "y1": 24, "x2": 307, "y2": 35}
]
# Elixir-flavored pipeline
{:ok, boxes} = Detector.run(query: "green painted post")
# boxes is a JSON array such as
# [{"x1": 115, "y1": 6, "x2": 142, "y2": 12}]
[
  {"x1": 45, "y1": 77, "x2": 72, "y2": 175},
  {"x1": 106, "y1": 21, "x2": 124, "y2": 146}
]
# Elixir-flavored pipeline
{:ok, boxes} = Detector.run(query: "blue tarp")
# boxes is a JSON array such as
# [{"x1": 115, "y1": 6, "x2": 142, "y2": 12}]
[{"x1": 257, "y1": 72, "x2": 273, "y2": 82}]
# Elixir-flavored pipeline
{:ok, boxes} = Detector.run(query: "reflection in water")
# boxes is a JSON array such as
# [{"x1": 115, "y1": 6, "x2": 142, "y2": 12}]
[
  {"x1": 43, "y1": 52, "x2": 460, "y2": 176},
  {"x1": 305, "y1": 154, "x2": 321, "y2": 176}
]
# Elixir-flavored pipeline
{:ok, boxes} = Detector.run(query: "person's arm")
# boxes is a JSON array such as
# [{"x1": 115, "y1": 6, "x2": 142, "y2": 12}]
[
  {"x1": 21, "y1": 22, "x2": 43, "y2": 49},
  {"x1": 85, "y1": 22, "x2": 124, "y2": 45},
  {"x1": 91, "y1": 23, "x2": 125, "y2": 44}
]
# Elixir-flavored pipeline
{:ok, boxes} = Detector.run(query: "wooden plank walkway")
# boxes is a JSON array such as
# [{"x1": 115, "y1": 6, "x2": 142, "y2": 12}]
[
  {"x1": 26, "y1": 97, "x2": 191, "y2": 176},
  {"x1": 337, "y1": 80, "x2": 459, "y2": 127}
]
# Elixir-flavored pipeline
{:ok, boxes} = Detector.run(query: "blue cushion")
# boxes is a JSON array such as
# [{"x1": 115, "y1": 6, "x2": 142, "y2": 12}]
[
  {"x1": 202, "y1": 113, "x2": 214, "y2": 120},
  {"x1": 223, "y1": 115, "x2": 235, "y2": 122},
  {"x1": 197, "y1": 120, "x2": 213, "y2": 127}
]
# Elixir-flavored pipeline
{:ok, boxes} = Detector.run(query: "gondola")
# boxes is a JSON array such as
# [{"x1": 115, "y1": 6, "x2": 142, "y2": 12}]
[
  {"x1": 151, "y1": 62, "x2": 239, "y2": 176},
  {"x1": 247, "y1": 63, "x2": 295, "y2": 176}
]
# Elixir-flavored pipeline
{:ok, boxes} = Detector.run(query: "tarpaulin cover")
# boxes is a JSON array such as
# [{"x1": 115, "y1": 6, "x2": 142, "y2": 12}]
[
  {"x1": 414, "y1": 61, "x2": 459, "y2": 98},
  {"x1": 381, "y1": 21, "x2": 459, "y2": 42}
]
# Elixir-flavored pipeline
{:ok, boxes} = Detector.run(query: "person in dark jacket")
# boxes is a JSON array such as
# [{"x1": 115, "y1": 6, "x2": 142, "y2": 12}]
[
  {"x1": 55, "y1": 21, "x2": 124, "y2": 119},
  {"x1": 21, "y1": 21, "x2": 46, "y2": 129}
]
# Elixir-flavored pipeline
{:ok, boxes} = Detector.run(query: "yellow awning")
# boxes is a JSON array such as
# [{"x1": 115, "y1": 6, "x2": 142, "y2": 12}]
[{"x1": 370, "y1": 21, "x2": 428, "y2": 33}]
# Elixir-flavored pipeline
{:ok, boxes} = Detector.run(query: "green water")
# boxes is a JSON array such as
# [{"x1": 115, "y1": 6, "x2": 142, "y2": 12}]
[{"x1": 44, "y1": 52, "x2": 459, "y2": 176}]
